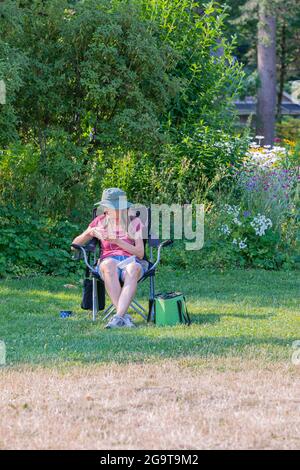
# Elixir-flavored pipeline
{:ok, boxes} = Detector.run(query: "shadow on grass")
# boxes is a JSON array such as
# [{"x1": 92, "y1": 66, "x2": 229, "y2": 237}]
[
  {"x1": 0, "y1": 284, "x2": 289, "y2": 313},
  {"x1": 2, "y1": 308, "x2": 295, "y2": 366},
  {"x1": 194, "y1": 312, "x2": 276, "y2": 326}
]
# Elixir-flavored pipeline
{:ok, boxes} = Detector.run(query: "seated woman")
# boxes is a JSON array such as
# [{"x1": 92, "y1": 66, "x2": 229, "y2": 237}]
[{"x1": 72, "y1": 188, "x2": 146, "y2": 329}]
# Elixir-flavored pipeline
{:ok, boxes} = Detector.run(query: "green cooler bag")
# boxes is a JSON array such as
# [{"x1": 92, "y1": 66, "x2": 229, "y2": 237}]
[{"x1": 154, "y1": 292, "x2": 191, "y2": 326}]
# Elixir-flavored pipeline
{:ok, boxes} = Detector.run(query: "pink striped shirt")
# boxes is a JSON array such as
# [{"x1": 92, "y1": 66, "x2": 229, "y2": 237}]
[{"x1": 89, "y1": 214, "x2": 143, "y2": 260}]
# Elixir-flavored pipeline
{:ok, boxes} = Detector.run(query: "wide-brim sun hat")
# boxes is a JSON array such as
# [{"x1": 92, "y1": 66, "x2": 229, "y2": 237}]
[{"x1": 94, "y1": 187, "x2": 132, "y2": 211}]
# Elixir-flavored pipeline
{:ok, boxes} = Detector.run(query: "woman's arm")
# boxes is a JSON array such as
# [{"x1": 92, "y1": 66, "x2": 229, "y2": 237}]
[
  {"x1": 92, "y1": 230, "x2": 144, "y2": 258},
  {"x1": 72, "y1": 227, "x2": 95, "y2": 248},
  {"x1": 113, "y1": 237, "x2": 144, "y2": 259}
]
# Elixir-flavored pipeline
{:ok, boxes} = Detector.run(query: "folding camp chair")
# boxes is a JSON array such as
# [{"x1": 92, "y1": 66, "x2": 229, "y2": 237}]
[{"x1": 71, "y1": 205, "x2": 172, "y2": 322}]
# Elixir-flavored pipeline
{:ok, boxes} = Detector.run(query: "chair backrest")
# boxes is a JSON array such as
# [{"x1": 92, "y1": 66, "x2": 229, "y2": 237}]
[{"x1": 146, "y1": 207, "x2": 160, "y2": 248}]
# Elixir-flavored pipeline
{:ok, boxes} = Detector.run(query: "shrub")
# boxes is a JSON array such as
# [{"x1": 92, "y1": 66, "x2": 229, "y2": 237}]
[
  {"x1": 209, "y1": 141, "x2": 300, "y2": 269},
  {"x1": 216, "y1": 204, "x2": 282, "y2": 269},
  {"x1": 0, "y1": 205, "x2": 82, "y2": 277},
  {"x1": 276, "y1": 117, "x2": 300, "y2": 142},
  {"x1": 156, "y1": 127, "x2": 250, "y2": 204}
]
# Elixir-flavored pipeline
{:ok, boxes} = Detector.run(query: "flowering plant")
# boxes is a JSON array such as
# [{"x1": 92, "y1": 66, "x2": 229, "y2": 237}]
[
  {"x1": 218, "y1": 204, "x2": 283, "y2": 268},
  {"x1": 230, "y1": 138, "x2": 299, "y2": 232},
  {"x1": 207, "y1": 136, "x2": 299, "y2": 270}
]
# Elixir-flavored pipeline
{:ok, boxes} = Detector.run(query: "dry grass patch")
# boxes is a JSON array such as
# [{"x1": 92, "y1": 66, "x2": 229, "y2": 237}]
[{"x1": 0, "y1": 359, "x2": 299, "y2": 450}]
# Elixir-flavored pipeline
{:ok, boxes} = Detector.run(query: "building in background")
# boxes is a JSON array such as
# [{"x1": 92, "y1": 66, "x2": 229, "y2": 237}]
[{"x1": 236, "y1": 91, "x2": 300, "y2": 125}]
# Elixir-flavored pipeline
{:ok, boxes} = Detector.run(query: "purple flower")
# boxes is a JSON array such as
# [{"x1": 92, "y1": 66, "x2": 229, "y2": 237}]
[{"x1": 243, "y1": 210, "x2": 251, "y2": 218}]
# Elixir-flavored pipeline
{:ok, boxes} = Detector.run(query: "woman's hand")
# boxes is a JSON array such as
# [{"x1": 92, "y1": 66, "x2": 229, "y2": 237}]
[
  {"x1": 91, "y1": 227, "x2": 119, "y2": 244},
  {"x1": 86, "y1": 227, "x2": 96, "y2": 236},
  {"x1": 91, "y1": 227, "x2": 106, "y2": 240}
]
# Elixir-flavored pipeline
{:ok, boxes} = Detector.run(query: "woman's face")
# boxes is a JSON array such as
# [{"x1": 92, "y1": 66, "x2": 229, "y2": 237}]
[
  {"x1": 106, "y1": 208, "x2": 127, "y2": 217},
  {"x1": 106, "y1": 208, "x2": 128, "y2": 224},
  {"x1": 106, "y1": 208, "x2": 118, "y2": 218}
]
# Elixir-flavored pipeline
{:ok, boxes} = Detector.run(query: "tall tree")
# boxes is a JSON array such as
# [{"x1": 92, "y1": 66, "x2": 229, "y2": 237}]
[
  {"x1": 256, "y1": 1, "x2": 277, "y2": 145},
  {"x1": 223, "y1": 0, "x2": 300, "y2": 141}
]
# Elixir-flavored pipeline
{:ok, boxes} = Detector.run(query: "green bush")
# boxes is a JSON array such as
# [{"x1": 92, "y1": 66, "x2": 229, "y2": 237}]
[
  {"x1": 0, "y1": 0, "x2": 245, "y2": 213},
  {"x1": 205, "y1": 147, "x2": 300, "y2": 270},
  {"x1": 0, "y1": 205, "x2": 82, "y2": 277},
  {"x1": 276, "y1": 117, "x2": 300, "y2": 142},
  {"x1": 156, "y1": 127, "x2": 249, "y2": 204},
  {"x1": 0, "y1": 0, "x2": 253, "y2": 274}
]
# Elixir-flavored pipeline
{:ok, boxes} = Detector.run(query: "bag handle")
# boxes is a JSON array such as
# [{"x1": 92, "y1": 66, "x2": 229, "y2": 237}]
[
  {"x1": 183, "y1": 295, "x2": 191, "y2": 325},
  {"x1": 147, "y1": 298, "x2": 155, "y2": 323},
  {"x1": 177, "y1": 298, "x2": 191, "y2": 325},
  {"x1": 183, "y1": 295, "x2": 192, "y2": 325},
  {"x1": 177, "y1": 300, "x2": 183, "y2": 323}
]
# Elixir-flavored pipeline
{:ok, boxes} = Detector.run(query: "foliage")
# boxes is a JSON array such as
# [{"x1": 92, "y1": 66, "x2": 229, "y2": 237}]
[
  {"x1": 0, "y1": 1, "x2": 27, "y2": 145},
  {"x1": 216, "y1": 204, "x2": 284, "y2": 269},
  {"x1": 0, "y1": 205, "x2": 82, "y2": 277},
  {"x1": 91, "y1": 150, "x2": 159, "y2": 205},
  {"x1": 232, "y1": 143, "x2": 299, "y2": 225},
  {"x1": 5, "y1": 1, "x2": 297, "y2": 273},
  {"x1": 8, "y1": 0, "x2": 178, "y2": 156},
  {"x1": 0, "y1": 133, "x2": 97, "y2": 219},
  {"x1": 94, "y1": 127, "x2": 250, "y2": 205},
  {"x1": 139, "y1": 0, "x2": 245, "y2": 132},
  {"x1": 153, "y1": 127, "x2": 247, "y2": 204},
  {"x1": 210, "y1": 141, "x2": 300, "y2": 269},
  {"x1": 276, "y1": 117, "x2": 300, "y2": 142},
  {"x1": 0, "y1": 0, "x2": 245, "y2": 222},
  {"x1": 161, "y1": 139, "x2": 299, "y2": 271}
]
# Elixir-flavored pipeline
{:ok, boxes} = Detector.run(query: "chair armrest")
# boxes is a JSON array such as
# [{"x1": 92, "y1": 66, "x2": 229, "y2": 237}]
[
  {"x1": 146, "y1": 239, "x2": 173, "y2": 273},
  {"x1": 71, "y1": 243, "x2": 83, "y2": 251},
  {"x1": 159, "y1": 239, "x2": 173, "y2": 248},
  {"x1": 84, "y1": 238, "x2": 98, "y2": 252},
  {"x1": 71, "y1": 243, "x2": 98, "y2": 275}
]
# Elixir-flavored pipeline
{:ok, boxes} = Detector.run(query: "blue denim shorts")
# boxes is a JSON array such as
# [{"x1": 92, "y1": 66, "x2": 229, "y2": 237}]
[{"x1": 96, "y1": 255, "x2": 147, "y2": 282}]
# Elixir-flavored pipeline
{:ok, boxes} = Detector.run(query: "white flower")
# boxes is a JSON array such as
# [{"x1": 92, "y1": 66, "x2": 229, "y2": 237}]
[
  {"x1": 273, "y1": 146, "x2": 286, "y2": 153},
  {"x1": 233, "y1": 217, "x2": 242, "y2": 226},
  {"x1": 224, "y1": 204, "x2": 240, "y2": 217},
  {"x1": 250, "y1": 214, "x2": 272, "y2": 236},
  {"x1": 239, "y1": 239, "x2": 247, "y2": 250},
  {"x1": 245, "y1": 144, "x2": 287, "y2": 170},
  {"x1": 232, "y1": 237, "x2": 247, "y2": 249},
  {"x1": 220, "y1": 224, "x2": 231, "y2": 235}
]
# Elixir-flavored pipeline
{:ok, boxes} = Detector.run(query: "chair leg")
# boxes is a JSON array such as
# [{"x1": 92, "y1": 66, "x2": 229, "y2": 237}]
[
  {"x1": 101, "y1": 293, "x2": 150, "y2": 323},
  {"x1": 148, "y1": 276, "x2": 155, "y2": 322},
  {"x1": 131, "y1": 299, "x2": 147, "y2": 313},
  {"x1": 102, "y1": 303, "x2": 115, "y2": 320},
  {"x1": 129, "y1": 302, "x2": 147, "y2": 320},
  {"x1": 92, "y1": 277, "x2": 99, "y2": 322},
  {"x1": 103, "y1": 302, "x2": 147, "y2": 321}
]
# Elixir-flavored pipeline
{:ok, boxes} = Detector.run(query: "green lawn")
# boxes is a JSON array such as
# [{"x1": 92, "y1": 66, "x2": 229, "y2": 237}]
[{"x1": 0, "y1": 268, "x2": 299, "y2": 366}]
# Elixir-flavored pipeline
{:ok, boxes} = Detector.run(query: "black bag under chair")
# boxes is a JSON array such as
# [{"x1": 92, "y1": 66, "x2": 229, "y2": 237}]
[
  {"x1": 71, "y1": 205, "x2": 173, "y2": 322},
  {"x1": 81, "y1": 270, "x2": 105, "y2": 311}
]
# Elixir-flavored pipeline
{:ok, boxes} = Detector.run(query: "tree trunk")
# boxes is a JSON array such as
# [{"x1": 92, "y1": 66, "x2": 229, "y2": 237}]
[
  {"x1": 256, "y1": 2, "x2": 277, "y2": 146},
  {"x1": 277, "y1": 21, "x2": 286, "y2": 121}
]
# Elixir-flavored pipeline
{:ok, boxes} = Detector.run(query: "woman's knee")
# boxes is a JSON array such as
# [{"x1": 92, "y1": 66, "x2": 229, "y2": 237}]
[
  {"x1": 124, "y1": 262, "x2": 142, "y2": 280},
  {"x1": 100, "y1": 258, "x2": 118, "y2": 276}
]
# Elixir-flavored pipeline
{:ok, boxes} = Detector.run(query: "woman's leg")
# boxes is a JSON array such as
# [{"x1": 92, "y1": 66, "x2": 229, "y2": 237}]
[
  {"x1": 116, "y1": 263, "x2": 142, "y2": 317},
  {"x1": 99, "y1": 258, "x2": 122, "y2": 309}
]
